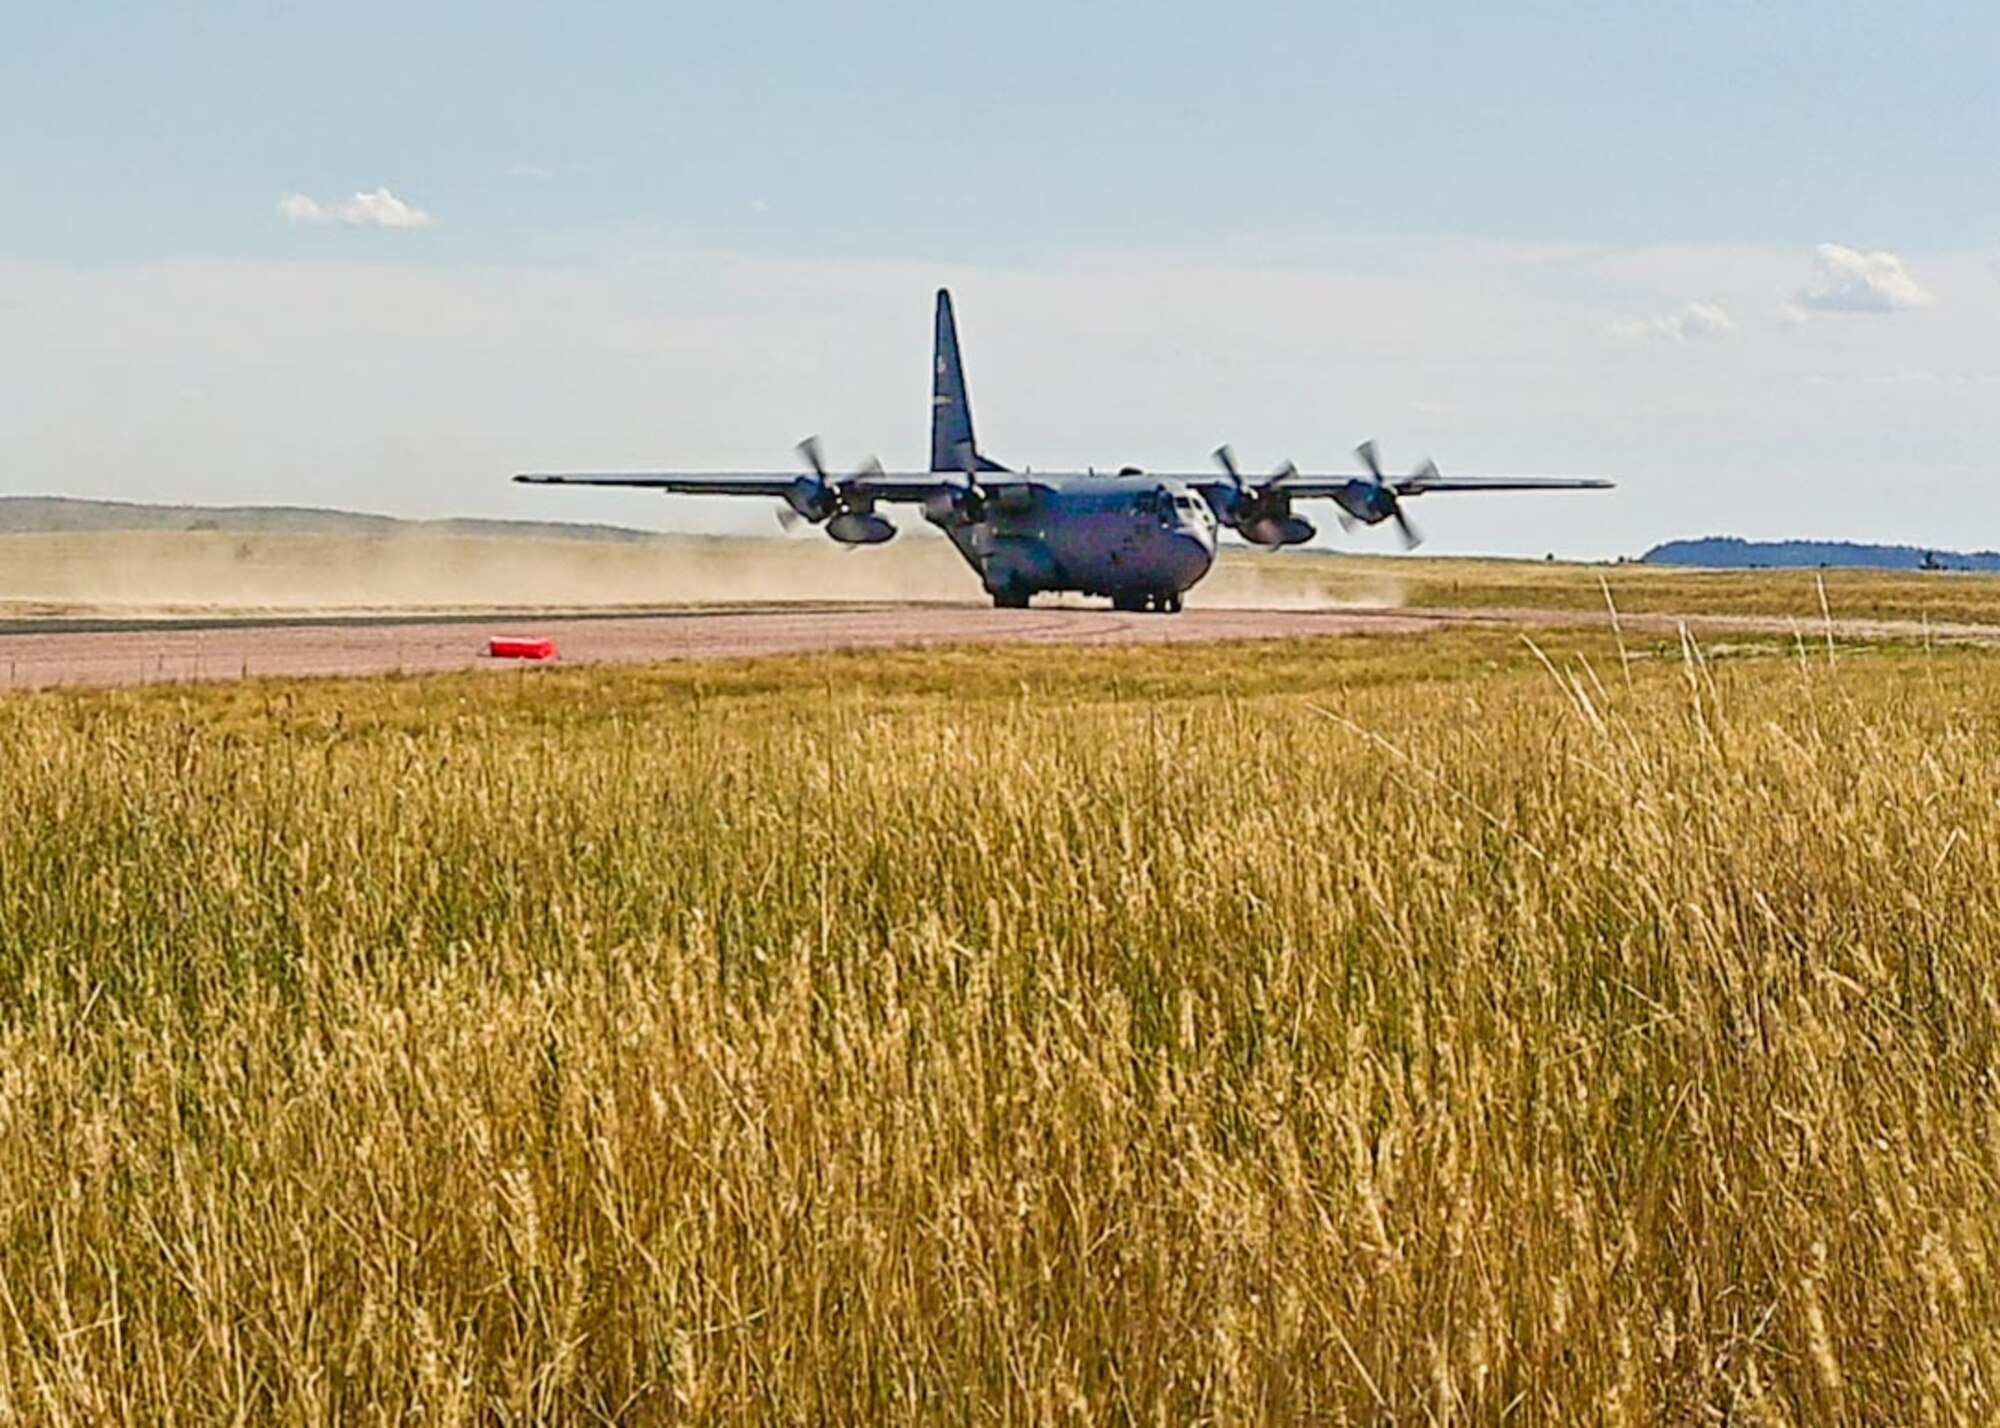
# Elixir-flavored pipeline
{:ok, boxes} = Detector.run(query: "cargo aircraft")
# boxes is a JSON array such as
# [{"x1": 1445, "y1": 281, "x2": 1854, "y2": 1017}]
[{"x1": 516, "y1": 291, "x2": 1611, "y2": 611}]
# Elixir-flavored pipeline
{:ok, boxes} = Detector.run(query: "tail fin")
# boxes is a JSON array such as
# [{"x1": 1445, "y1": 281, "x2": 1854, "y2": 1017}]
[{"x1": 930, "y1": 289, "x2": 1007, "y2": 473}]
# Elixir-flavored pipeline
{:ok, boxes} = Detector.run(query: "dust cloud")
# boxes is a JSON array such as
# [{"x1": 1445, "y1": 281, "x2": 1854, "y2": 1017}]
[
  {"x1": 1190, "y1": 554, "x2": 1408, "y2": 611},
  {"x1": 0, "y1": 530, "x2": 1410, "y2": 620},
  {"x1": 0, "y1": 530, "x2": 987, "y2": 618}
]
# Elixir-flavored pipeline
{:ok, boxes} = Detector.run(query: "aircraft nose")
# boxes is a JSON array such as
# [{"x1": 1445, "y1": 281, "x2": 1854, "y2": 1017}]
[{"x1": 1163, "y1": 528, "x2": 1214, "y2": 590}]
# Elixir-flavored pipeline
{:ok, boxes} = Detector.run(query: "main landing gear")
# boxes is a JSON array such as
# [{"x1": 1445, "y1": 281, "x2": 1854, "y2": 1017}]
[
  {"x1": 991, "y1": 588, "x2": 1031, "y2": 610},
  {"x1": 1111, "y1": 590, "x2": 1183, "y2": 614}
]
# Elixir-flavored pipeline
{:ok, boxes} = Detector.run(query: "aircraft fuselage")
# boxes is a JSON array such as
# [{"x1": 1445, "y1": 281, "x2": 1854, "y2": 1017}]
[{"x1": 932, "y1": 476, "x2": 1217, "y2": 610}]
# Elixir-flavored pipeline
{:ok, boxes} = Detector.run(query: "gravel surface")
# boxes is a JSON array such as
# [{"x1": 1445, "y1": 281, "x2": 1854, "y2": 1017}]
[
  {"x1": 3, "y1": 601, "x2": 1991, "y2": 693},
  {"x1": 0, "y1": 603, "x2": 1450, "y2": 691}
]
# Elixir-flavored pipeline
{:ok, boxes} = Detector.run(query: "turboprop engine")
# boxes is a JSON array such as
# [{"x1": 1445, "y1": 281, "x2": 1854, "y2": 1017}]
[
  {"x1": 1212, "y1": 446, "x2": 1316, "y2": 546},
  {"x1": 782, "y1": 437, "x2": 898, "y2": 544},
  {"x1": 922, "y1": 470, "x2": 985, "y2": 528},
  {"x1": 1331, "y1": 441, "x2": 1427, "y2": 549}
]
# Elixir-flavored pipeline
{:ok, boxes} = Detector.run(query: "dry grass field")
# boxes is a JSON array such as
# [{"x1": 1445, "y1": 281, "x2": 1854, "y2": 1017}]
[
  {"x1": 1379, "y1": 557, "x2": 2000, "y2": 628},
  {"x1": 1214, "y1": 550, "x2": 2000, "y2": 629},
  {"x1": 3, "y1": 596, "x2": 1999, "y2": 1419}
]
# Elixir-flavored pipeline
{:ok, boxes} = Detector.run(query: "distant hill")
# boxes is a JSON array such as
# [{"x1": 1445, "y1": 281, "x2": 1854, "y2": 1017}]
[
  {"x1": 0, "y1": 496, "x2": 662, "y2": 544},
  {"x1": 1642, "y1": 536, "x2": 2000, "y2": 573}
]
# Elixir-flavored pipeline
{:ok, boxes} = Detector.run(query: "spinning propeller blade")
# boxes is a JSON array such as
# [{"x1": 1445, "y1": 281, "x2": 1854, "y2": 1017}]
[
  {"x1": 1214, "y1": 446, "x2": 1296, "y2": 501},
  {"x1": 797, "y1": 435, "x2": 829, "y2": 483},
  {"x1": 1354, "y1": 440, "x2": 1427, "y2": 549},
  {"x1": 1213, "y1": 445, "x2": 1308, "y2": 545}
]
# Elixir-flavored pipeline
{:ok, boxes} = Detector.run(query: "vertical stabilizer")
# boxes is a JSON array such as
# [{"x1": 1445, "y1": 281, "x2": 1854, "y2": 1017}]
[{"x1": 930, "y1": 289, "x2": 1006, "y2": 472}]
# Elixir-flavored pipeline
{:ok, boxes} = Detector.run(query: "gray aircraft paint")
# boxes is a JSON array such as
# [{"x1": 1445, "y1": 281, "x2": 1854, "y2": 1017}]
[
  {"x1": 930, "y1": 289, "x2": 1007, "y2": 478},
  {"x1": 925, "y1": 291, "x2": 1210, "y2": 607},
  {"x1": 931, "y1": 474, "x2": 1217, "y2": 609}
]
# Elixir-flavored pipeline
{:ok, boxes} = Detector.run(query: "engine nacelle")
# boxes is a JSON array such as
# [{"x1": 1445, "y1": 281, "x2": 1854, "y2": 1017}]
[
  {"x1": 784, "y1": 475, "x2": 839, "y2": 524},
  {"x1": 923, "y1": 486, "x2": 981, "y2": 527},
  {"x1": 1228, "y1": 486, "x2": 1315, "y2": 546},
  {"x1": 991, "y1": 485, "x2": 1036, "y2": 515},
  {"x1": 1240, "y1": 514, "x2": 1316, "y2": 546},
  {"x1": 826, "y1": 510, "x2": 897, "y2": 545},
  {"x1": 1333, "y1": 479, "x2": 1396, "y2": 526}
]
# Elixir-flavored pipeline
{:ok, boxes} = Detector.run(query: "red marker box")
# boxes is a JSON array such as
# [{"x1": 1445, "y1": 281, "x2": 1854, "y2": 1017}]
[{"x1": 488, "y1": 636, "x2": 558, "y2": 661}]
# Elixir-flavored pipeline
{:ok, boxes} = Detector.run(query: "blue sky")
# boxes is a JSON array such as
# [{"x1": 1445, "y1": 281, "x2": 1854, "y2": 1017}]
[{"x1": 4, "y1": 3, "x2": 1998, "y2": 557}]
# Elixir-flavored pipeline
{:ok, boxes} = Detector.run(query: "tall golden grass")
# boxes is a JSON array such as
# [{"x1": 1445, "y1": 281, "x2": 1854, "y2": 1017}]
[
  {"x1": 1, "y1": 629, "x2": 1996, "y2": 1420},
  {"x1": 1324, "y1": 556, "x2": 2000, "y2": 628}
]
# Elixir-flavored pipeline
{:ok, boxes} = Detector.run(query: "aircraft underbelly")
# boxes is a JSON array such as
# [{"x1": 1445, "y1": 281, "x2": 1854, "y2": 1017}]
[
  {"x1": 1047, "y1": 517, "x2": 1211, "y2": 595},
  {"x1": 933, "y1": 502, "x2": 1212, "y2": 597}
]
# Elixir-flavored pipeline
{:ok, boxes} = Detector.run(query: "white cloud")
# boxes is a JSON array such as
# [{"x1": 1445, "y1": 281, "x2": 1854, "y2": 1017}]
[
  {"x1": 277, "y1": 187, "x2": 437, "y2": 230},
  {"x1": 276, "y1": 193, "x2": 329, "y2": 224},
  {"x1": 1612, "y1": 301, "x2": 1737, "y2": 342},
  {"x1": 1800, "y1": 242, "x2": 1932, "y2": 313}
]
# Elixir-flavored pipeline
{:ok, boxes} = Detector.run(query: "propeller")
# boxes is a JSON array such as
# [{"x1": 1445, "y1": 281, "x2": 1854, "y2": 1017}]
[
  {"x1": 792, "y1": 436, "x2": 897, "y2": 545},
  {"x1": 1212, "y1": 444, "x2": 1314, "y2": 547},
  {"x1": 798, "y1": 437, "x2": 886, "y2": 490},
  {"x1": 1213, "y1": 445, "x2": 1295, "y2": 513},
  {"x1": 1213, "y1": 443, "x2": 1245, "y2": 496},
  {"x1": 790, "y1": 436, "x2": 889, "y2": 524},
  {"x1": 1355, "y1": 440, "x2": 1424, "y2": 550},
  {"x1": 797, "y1": 435, "x2": 835, "y2": 488},
  {"x1": 1213, "y1": 445, "x2": 1296, "y2": 495}
]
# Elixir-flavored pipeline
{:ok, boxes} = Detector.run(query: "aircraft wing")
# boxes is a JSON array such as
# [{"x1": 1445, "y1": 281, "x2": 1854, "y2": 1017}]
[
  {"x1": 512, "y1": 470, "x2": 1010, "y2": 501},
  {"x1": 1387, "y1": 474, "x2": 1613, "y2": 496},
  {"x1": 1179, "y1": 473, "x2": 1613, "y2": 499}
]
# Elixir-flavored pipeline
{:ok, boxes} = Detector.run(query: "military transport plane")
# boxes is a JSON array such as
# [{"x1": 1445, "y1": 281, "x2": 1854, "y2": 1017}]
[{"x1": 515, "y1": 291, "x2": 1611, "y2": 612}]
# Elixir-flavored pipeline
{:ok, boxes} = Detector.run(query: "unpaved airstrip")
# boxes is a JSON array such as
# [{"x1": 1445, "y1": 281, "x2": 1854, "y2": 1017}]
[
  {"x1": 0, "y1": 604, "x2": 1452, "y2": 690},
  {"x1": 6, "y1": 527, "x2": 1999, "y2": 690},
  {"x1": 3, "y1": 600, "x2": 1996, "y2": 692}
]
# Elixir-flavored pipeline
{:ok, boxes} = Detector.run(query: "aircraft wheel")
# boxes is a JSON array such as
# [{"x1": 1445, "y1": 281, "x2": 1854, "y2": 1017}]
[
  {"x1": 1111, "y1": 592, "x2": 1148, "y2": 613},
  {"x1": 992, "y1": 589, "x2": 1031, "y2": 610},
  {"x1": 1164, "y1": 591, "x2": 1184, "y2": 614}
]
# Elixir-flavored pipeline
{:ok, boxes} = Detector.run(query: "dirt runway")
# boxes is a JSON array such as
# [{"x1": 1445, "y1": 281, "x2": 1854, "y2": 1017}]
[
  {"x1": 0, "y1": 603, "x2": 1456, "y2": 692},
  {"x1": 3, "y1": 600, "x2": 1992, "y2": 693}
]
